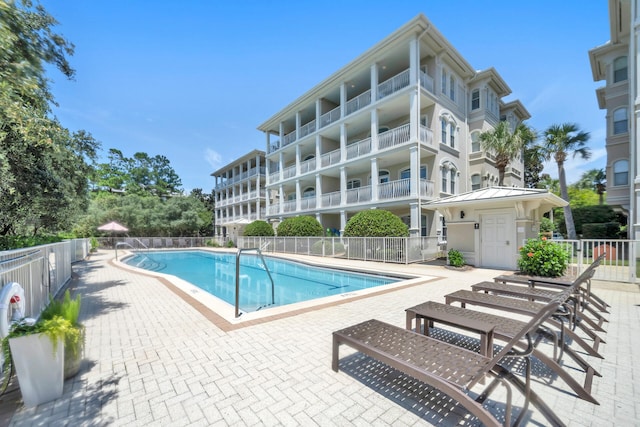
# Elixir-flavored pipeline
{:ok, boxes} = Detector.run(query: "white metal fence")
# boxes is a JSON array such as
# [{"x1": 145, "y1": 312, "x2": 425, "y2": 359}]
[
  {"x1": 238, "y1": 236, "x2": 445, "y2": 264},
  {"x1": 0, "y1": 239, "x2": 90, "y2": 320}
]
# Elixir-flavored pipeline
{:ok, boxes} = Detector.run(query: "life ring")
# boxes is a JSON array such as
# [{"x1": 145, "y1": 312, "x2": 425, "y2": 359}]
[{"x1": 0, "y1": 282, "x2": 26, "y2": 338}]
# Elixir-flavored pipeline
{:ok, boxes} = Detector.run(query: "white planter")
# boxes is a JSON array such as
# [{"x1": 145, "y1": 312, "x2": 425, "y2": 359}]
[{"x1": 9, "y1": 333, "x2": 64, "y2": 407}]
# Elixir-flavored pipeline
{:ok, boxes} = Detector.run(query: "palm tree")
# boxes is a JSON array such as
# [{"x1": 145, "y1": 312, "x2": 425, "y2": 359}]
[
  {"x1": 479, "y1": 121, "x2": 536, "y2": 186},
  {"x1": 542, "y1": 123, "x2": 591, "y2": 239},
  {"x1": 592, "y1": 169, "x2": 606, "y2": 205}
]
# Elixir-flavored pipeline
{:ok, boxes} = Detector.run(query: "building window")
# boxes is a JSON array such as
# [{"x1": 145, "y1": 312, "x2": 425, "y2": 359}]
[
  {"x1": 471, "y1": 174, "x2": 481, "y2": 190},
  {"x1": 346, "y1": 179, "x2": 361, "y2": 189},
  {"x1": 441, "y1": 168, "x2": 447, "y2": 192},
  {"x1": 379, "y1": 170, "x2": 390, "y2": 183},
  {"x1": 613, "y1": 108, "x2": 628, "y2": 134},
  {"x1": 471, "y1": 131, "x2": 480, "y2": 152},
  {"x1": 401, "y1": 166, "x2": 427, "y2": 180},
  {"x1": 421, "y1": 214, "x2": 427, "y2": 236},
  {"x1": 471, "y1": 89, "x2": 480, "y2": 110},
  {"x1": 441, "y1": 118, "x2": 447, "y2": 142},
  {"x1": 614, "y1": 56, "x2": 628, "y2": 83},
  {"x1": 441, "y1": 69, "x2": 447, "y2": 94},
  {"x1": 449, "y1": 75, "x2": 455, "y2": 101},
  {"x1": 302, "y1": 187, "x2": 315, "y2": 198},
  {"x1": 449, "y1": 123, "x2": 455, "y2": 148},
  {"x1": 450, "y1": 170, "x2": 456, "y2": 194},
  {"x1": 613, "y1": 160, "x2": 629, "y2": 186}
]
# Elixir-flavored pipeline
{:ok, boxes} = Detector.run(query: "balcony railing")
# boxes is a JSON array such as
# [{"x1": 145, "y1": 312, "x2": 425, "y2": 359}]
[
  {"x1": 321, "y1": 191, "x2": 341, "y2": 207},
  {"x1": 419, "y1": 125, "x2": 433, "y2": 146},
  {"x1": 377, "y1": 69, "x2": 410, "y2": 100},
  {"x1": 346, "y1": 137, "x2": 372, "y2": 160},
  {"x1": 269, "y1": 171, "x2": 279, "y2": 184},
  {"x1": 300, "y1": 197, "x2": 316, "y2": 210},
  {"x1": 320, "y1": 148, "x2": 341, "y2": 168},
  {"x1": 283, "y1": 164, "x2": 297, "y2": 179},
  {"x1": 283, "y1": 200, "x2": 297, "y2": 212},
  {"x1": 419, "y1": 70, "x2": 434, "y2": 93},
  {"x1": 346, "y1": 90, "x2": 372, "y2": 116},
  {"x1": 378, "y1": 178, "x2": 410, "y2": 199},
  {"x1": 346, "y1": 186, "x2": 372, "y2": 204},
  {"x1": 282, "y1": 131, "x2": 297, "y2": 147},
  {"x1": 378, "y1": 123, "x2": 410, "y2": 150},
  {"x1": 299, "y1": 120, "x2": 316, "y2": 138},
  {"x1": 320, "y1": 105, "x2": 341, "y2": 128},
  {"x1": 300, "y1": 157, "x2": 316, "y2": 174}
]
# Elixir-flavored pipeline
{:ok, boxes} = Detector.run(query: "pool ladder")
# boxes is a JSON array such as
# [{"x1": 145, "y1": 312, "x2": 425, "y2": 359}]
[{"x1": 235, "y1": 248, "x2": 275, "y2": 318}]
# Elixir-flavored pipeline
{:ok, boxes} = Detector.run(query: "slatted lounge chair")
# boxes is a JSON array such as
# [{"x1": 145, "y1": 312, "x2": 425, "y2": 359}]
[
  {"x1": 473, "y1": 265, "x2": 607, "y2": 333},
  {"x1": 405, "y1": 300, "x2": 600, "y2": 404},
  {"x1": 444, "y1": 290, "x2": 604, "y2": 359},
  {"x1": 493, "y1": 253, "x2": 609, "y2": 314},
  {"x1": 333, "y1": 297, "x2": 567, "y2": 427}
]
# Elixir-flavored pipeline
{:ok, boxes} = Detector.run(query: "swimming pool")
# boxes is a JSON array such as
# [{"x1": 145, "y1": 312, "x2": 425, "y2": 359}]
[{"x1": 123, "y1": 250, "x2": 402, "y2": 315}]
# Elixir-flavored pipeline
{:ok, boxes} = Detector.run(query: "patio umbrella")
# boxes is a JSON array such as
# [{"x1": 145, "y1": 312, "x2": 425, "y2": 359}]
[
  {"x1": 97, "y1": 221, "x2": 129, "y2": 248},
  {"x1": 97, "y1": 221, "x2": 129, "y2": 232}
]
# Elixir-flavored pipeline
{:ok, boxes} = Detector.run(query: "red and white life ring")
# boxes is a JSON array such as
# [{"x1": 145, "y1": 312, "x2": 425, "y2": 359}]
[{"x1": 0, "y1": 282, "x2": 26, "y2": 338}]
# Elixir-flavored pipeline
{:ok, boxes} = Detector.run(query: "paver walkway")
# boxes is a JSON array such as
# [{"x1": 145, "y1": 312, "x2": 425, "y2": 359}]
[{"x1": 1, "y1": 250, "x2": 639, "y2": 426}]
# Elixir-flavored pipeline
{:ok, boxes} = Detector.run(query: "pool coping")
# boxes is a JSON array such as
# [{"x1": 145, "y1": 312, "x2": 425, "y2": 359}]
[{"x1": 111, "y1": 248, "x2": 444, "y2": 332}]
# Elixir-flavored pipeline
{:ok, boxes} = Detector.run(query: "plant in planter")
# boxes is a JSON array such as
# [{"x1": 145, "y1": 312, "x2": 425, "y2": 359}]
[
  {"x1": 2, "y1": 315, "x2": 80, "y2": 407},
  {"x1": 39, "y1": 290, "x2": 84, "y2": 379}
]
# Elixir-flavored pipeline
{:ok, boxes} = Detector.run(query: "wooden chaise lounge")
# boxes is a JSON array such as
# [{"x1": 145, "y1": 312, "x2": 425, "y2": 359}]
[
  {"x1": 405, "y1": 300, "x2": 600, "y2": 404},
  {"x1": 333, "y1": 296, "x2": 567, "y2": 427}
]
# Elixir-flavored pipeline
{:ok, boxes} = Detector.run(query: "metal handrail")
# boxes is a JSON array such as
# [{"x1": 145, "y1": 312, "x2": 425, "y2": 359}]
[{"x1": 235, "y1": 248, "x2": 275, "y2": 318}]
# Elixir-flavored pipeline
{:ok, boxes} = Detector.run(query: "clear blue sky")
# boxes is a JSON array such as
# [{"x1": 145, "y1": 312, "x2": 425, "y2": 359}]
[{"x1": 41, "y1": 0, "x2": 609, "y2": 192}]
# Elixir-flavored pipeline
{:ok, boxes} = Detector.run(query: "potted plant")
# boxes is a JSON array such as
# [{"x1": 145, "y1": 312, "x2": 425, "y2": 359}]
[
  {"x1": 2, "y1": 315, "x2": 79, "y2": 407},
  {"x1": 39, "y1": 290, "x2": 84, "y2": 379}
]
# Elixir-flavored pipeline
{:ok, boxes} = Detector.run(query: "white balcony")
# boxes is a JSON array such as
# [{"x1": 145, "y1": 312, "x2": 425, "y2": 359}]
[
  {"x1": 346, "y1": 137, "x2": 372, "y2": 160},
  {"x1": 377, "y1": 69, "x2": 410, "y2": 100},
  {"x1": 320, "y1": 105, "x2": 341, "y2": 128},
  {"x1": 300, "y1": 158, "x2": 316, "y2": 174},
  {"x1": 346, "y1": 90, "x2": 372, "y2": 116},
  {"x1": 299, "y1": 120, "x2": 316, "y2": 138}
]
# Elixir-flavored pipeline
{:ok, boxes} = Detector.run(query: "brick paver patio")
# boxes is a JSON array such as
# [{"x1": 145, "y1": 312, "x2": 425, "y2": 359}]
[{"x1": 1, "y1": 250, "x2": 638, "y2": 426}]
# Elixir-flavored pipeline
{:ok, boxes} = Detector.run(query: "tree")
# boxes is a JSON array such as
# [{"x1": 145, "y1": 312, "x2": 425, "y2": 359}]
[
  {"x1": 537, "y1": 173, "x2": 560, "y2": 194},
  {"x1": 479, "y1": 121, "x2": 536, "y2": 186},
  {"x1": 575, "y1": 169, "x2": 606, "y2": 205},
  {"x1": 523, "y1": 141, "x2": 545, "y2": 188},
  {"x1": 542, "y1": 123, "x2": 591, "y2": 240},
  {"x1": 0, "y1": 1, "x2": 102, "y2": 236}
]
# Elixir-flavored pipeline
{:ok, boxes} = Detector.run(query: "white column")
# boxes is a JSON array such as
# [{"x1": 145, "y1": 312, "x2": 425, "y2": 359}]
[
  {"x1": 340, "y1": 123, "x2": 347, "y2": 161},
  {"x1": 315, "y1": 135, "x2": 321, "y2": 169},
  {"x1": 409, "y1": 202, "x2": 420, "y2": 237},
  {"x1": 278, "y1": 152, "x2": 284, "y2": 181},
  {"x1": 315, "y1": 173, "x2": 322, "y2": 209},
  {"x1": 340, "y1": 210, "x2": 347, "y2": 235},
  {"x1": 371, "y1": 63, "x2": 378, "y2": 101},
  {"x1": 295, "y1": 144, "x2": 301, "y2": 176},
  {"x1": 340, "y1": 82, "x2": 347, "y2": 117},
  {"x1": 409, "y1": 35, "x2": 419, "y2": 85},
  {"x1": 295, "y1": 111, "x2": 301, "y2": 139},
  {"x1": 371, "y1": 109, "x2": 379, "y2": 152},
  {"x1": 340, "y1": 166, "x2": 347, "y2": 207},
  {"x1": 278, "y1": 185, "x2": 284, "y2": 214},
  {"x1": 295, "y1": 179, "x2": 301, "y2": 211},
  {"x1": 410, "y1": 145, "x2": 418, "y2": 198},
  {"x1": 371, "y1": 158, "x2": 379, "y2": 202}
]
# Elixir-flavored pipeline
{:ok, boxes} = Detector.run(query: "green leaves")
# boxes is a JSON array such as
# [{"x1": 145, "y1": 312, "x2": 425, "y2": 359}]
[
  {"x1": 517, "y1": 238, "x2": 570, "y2": 277},
  {"x1": 342, "y1": 210, "x2": 409, "y2": 237}
]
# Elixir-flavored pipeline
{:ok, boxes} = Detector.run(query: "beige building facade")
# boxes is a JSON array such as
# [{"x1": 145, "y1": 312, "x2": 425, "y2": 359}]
[
  {"x1": 257, "y1": 14, "x2": 530, "y2": 239},
  {"x1": 589, "y1": 0, "x2": 635, "y2": 237}
]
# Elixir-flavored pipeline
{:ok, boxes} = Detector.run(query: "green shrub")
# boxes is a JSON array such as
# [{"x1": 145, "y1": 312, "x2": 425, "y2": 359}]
[
  {"x1": 226, "y1": 240, "x2": 235, "y2": 248},
  {"x1": 244, "y1": 220, "x2": 274, "y2": 237},
  {"x1": 517, "y1": 237, "x2": 569, "y2": 277},
  {"x1": 0, "y1": 235, "x2": 64, "y2": 250},
  {"x1": 448, "y1": 249, "x2": 465, "y2": 267},
  {"x1": 276, "y1": 216, "x2": 323, "y2": 237},
  {"x1": 582, "y1": 222, "x2": 622, "y2": 239},
  {"x1": 343, "y1": 210, "x2": 409, "y2": 237},
  {"x1": 205, "y1": 239, "x2": 221, "y2": 247},
  {"x1": 311, "y1": 240, "x2": 345, "y2": 255}
]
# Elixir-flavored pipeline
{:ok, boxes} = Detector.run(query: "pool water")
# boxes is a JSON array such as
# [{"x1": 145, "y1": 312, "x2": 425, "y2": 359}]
[{"x1": 124, "y1": 250, "x2": 400, "y2": 313}]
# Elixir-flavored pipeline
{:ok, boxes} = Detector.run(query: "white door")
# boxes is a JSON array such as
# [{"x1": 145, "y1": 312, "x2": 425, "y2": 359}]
[{"x1": 481, "y1": 213, "x2": 514, "y2": 269}]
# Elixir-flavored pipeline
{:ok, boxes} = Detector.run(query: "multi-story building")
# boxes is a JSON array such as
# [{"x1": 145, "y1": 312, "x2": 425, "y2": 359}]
[
  {"x1": 589, "y1": 0, "x2": 635, "y2": 238},
  {"x1": 211, "y1": 149, "x2": 270, "y2": 241},
  {"x1": 257, "y1": 14, "x2": 530, "y2": 238}
]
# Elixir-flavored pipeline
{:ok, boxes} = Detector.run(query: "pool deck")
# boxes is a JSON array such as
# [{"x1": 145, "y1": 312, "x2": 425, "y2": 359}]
[{"x1": 1, "y1": 249, "x2": 639, "y2": 426}]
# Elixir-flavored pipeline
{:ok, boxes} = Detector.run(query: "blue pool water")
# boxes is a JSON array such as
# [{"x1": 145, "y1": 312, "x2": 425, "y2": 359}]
[{"x1": 124, "y1": 250, "x2": 400, "y2": 313}]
